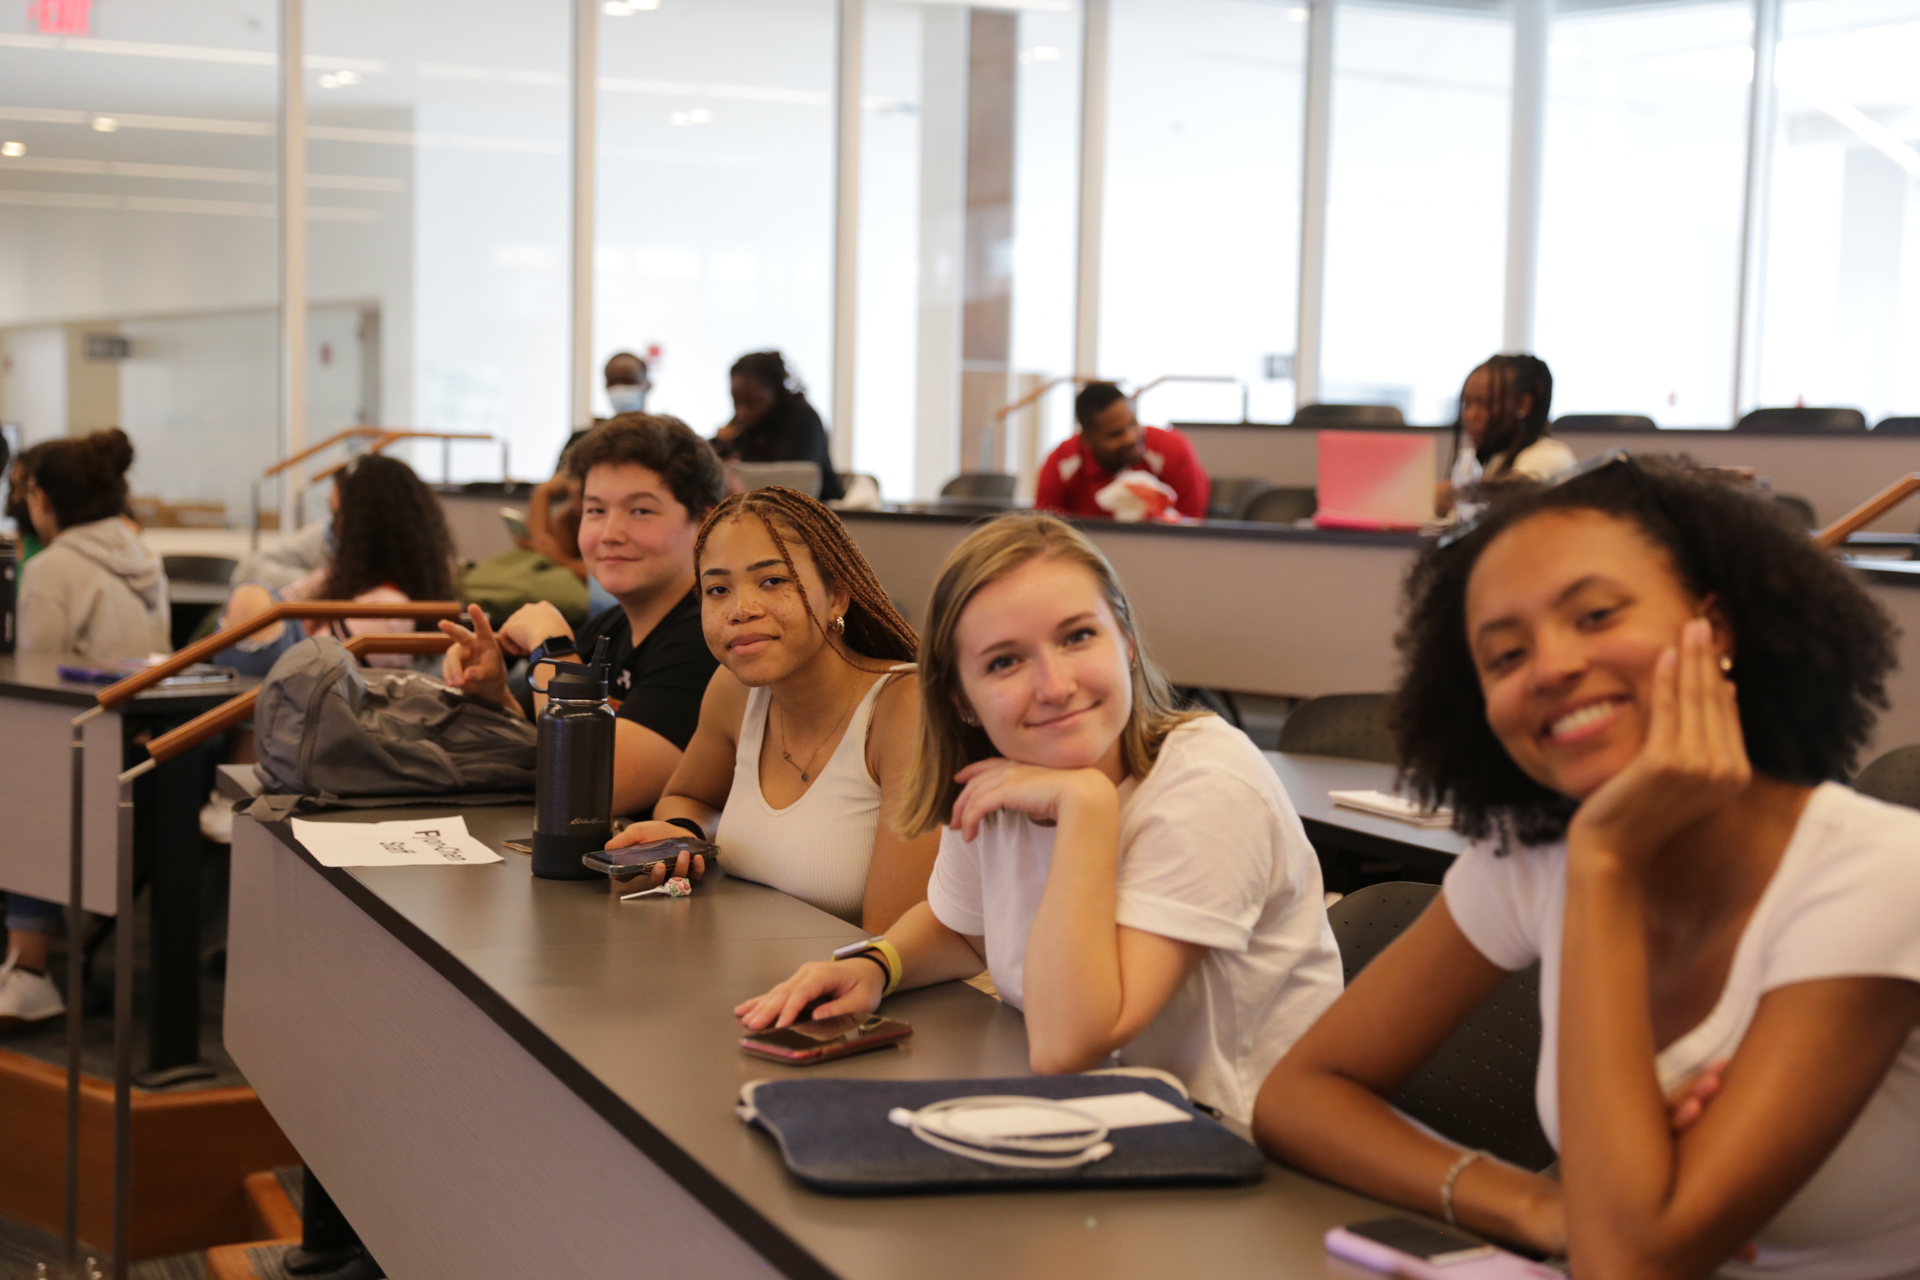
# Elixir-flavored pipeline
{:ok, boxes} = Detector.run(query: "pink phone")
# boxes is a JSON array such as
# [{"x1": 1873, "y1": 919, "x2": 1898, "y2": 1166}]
[
  {"x1": 1326, "y1": 1220, "x2": 1564, "y2": 1280},
  {"x1": 739, "y1": 1013, "x2": 913, "y2": 1065}
]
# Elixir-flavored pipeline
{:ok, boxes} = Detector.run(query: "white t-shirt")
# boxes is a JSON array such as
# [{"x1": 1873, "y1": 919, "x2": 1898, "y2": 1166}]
[
  {"x1": 1444, "y1": 783, "x2": 1920, "y2": 1280},
  {"x1": 927, "y1": 715, "x2": 1344, "y2": 1123},
  {"x1": 1450, "y1": 436, "x2": 1578, "y2": 490}
]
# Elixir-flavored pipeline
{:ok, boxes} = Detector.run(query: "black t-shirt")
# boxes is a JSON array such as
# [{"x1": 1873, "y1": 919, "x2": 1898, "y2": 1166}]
[
  {"x1": 572, "y1": 589, "x2": 715, "y2": 750},
  {"x1": 724, "y1": 397, "x2": 844, "y2": 501}
]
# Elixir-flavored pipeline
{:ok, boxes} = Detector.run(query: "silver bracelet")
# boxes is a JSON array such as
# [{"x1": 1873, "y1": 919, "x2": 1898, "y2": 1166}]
[{"x1": 1439, "y1": 1148, "x2": 1488, "y2": 1226}]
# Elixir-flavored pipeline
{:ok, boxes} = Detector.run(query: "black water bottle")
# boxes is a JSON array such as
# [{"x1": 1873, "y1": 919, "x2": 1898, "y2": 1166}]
[{"x1": 530, "y1": 637, "x2": 616, "y2": 880}]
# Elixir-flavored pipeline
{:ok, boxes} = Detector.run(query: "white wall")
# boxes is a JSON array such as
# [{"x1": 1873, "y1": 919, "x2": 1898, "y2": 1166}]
[{"x1": 0, "y1": 326, "x2": 67, "y2": 442}]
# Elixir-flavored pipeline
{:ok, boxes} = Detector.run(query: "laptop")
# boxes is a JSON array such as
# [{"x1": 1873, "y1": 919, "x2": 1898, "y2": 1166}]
[{"x1": 1312, "y1": 431, "x2": 1437, "y2": 532}]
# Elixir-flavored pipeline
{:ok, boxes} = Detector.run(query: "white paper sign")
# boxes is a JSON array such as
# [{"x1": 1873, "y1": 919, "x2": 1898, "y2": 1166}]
[{"x1": 291, "y1": 815, "x2": 504, "y2": 868}]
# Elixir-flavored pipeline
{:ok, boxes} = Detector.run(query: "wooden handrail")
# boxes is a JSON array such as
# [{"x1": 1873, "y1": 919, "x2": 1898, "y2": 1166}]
[
  {"x1": 306, "y1": 429, "x2": 497, "y2": 483},
  {"x1": 1815, "y1": 474, "x2": 1920, "y2": 550},
  {"x1": 263, "y1": 427, "x2": 494, "y2": 479},
  {"x1": 96, "y1": 600, "x2": 464, "y2": 709},
  {"x1": 142, "y1": 632, "x2": 453, "y2": 765},
  {"x1": 992, "y1": 375, "x2": 1123, "y2": 422}
]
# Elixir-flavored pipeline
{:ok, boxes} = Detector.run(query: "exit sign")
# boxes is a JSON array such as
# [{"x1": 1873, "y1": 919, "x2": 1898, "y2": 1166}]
[{"x1": 30, "y1": 0, "x2": 91, "y2": 36}]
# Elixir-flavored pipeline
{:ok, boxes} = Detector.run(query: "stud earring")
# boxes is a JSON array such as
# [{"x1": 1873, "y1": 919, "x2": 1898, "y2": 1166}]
[{"x1": 1718, "y1": 655, "x2": 1733, "y2": 674}]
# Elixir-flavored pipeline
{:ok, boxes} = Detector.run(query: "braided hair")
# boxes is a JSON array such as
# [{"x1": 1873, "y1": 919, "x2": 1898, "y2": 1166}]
[
  {"x1": 694, "y1": 486, "x2": 917, "y2": 665},
  {"x1": 1453, "y1": 354, "x2": 1554, "y2": 477}
]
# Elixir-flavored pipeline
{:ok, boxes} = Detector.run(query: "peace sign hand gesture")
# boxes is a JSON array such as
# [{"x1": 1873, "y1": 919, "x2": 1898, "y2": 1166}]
[{"x1": 438, "y1": 604, "x2": 517, "y2": 716}]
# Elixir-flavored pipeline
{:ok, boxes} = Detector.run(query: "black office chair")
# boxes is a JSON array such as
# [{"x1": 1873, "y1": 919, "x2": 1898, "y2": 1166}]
[
  {"x1": 939, "y1": 472, "x2": 1017, "y2": 502},
  {"x1": 1329, "y1": 883, "x2": 1555, "y2": 1172},
  {"x1": 1771, "y1": 494, "x2": 1817, "y2": 532},
  {"x1": 1872, "y1": 417, "x2": 1920, "y2": 433},
  {"x1": 1277, "y1": 692, "x2": 1396, "y2": 764},
  {"x1": 1551, "y1": 414, "x2": 1656, "y2": 433},
  {"x1": 1291, "y1": 403, "x2": 1406, "y2": 429},
  {"x1": 1854, "y1": 745, "x2": 1920, "y2": 811},
  {"x1": 1207, "y1": 476, "x2": 1273, "y2": 521},
  {"x1": 1734, "y1": 407, "x2": 1868, "y2": 433},
  {"x1": 1244, "y1": 486, "x2": 1317, "y2": 525}
]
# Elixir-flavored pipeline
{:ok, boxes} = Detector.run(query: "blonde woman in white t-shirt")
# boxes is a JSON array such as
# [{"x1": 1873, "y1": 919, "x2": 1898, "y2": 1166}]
[
  {"x1": 737, "y1": 515, "x2": 1343, "y2": 1123},
  {"x1": 1256, "y1": 456, "x2": 1920, "y2": 1280}
]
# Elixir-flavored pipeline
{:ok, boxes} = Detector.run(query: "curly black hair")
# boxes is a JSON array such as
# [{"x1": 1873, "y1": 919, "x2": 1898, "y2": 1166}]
[
  {"x1": 320, "y1": 453, "x2": 458, "y2": 612},
  {"x1": 1392, "y1": 454, "x2": 1897, "y2": 848}
]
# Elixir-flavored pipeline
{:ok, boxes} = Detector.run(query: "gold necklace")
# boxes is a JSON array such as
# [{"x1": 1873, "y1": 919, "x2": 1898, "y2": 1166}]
[{"x1": 776, "y1": 688, "x2": 861, "y2": 783}]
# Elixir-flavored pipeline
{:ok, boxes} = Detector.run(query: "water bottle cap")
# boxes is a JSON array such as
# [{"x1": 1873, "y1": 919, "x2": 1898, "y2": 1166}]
[{"x1": 535, "y1": 634, "x2": 611, "y2": 700}]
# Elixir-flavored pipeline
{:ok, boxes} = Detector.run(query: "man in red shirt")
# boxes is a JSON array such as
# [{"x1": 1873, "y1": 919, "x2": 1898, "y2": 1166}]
[{"x1": 1033, "y1": 383, "x2": 1212, "y2": 521}]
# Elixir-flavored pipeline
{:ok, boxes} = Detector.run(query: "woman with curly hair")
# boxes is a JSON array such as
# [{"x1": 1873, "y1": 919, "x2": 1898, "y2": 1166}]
[
  {"x1": 1255, "y1": 455, "x2": 1920, "y2": 1280},
  {"x1": 218, "y1": 453, "x2": 457, "y2": 674}
]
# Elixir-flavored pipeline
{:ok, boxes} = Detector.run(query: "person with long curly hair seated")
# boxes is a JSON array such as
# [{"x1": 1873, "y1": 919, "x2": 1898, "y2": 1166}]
[
  {"x1": 217, "y1": 453, "x2": 458, "y2": 675},
  {"x1": 1255, "y1": 455, "x2": 1920, "y2": 1280}
]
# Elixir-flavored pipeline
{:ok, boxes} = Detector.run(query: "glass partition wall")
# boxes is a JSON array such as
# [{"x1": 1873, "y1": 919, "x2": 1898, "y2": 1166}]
[
  {"x1": 6, "y1": 0, "x2": 1918, "y2": 523},
  {"x1": 0, "y1": 0, "x2": 281, "y2": 525}
]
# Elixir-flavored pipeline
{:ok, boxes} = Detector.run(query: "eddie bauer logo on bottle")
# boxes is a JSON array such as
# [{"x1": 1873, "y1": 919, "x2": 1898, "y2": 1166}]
[{"x1": 571, "y1": 817, "x2": 603, "y2": 825}]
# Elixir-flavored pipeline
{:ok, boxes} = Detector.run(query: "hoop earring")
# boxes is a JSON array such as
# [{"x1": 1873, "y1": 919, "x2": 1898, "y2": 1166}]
[{"x1": 832, "y1": 616, "x2": 846, "y2": 633}]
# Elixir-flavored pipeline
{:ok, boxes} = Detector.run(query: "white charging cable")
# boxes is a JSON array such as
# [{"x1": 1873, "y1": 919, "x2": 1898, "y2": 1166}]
[{"x1": 888, "y1": 1096, "x2": 1116, "y2": 1170}]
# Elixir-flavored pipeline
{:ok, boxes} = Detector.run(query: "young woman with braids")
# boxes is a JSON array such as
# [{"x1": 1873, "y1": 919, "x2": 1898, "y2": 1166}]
[
  {"x1": 712, "y1": 350, "x2": 843, "y2": 502},
  {"x1": 1437, "y1": 354, "x2": 1574, "y2": 518},
  {"x1": 600, "y1": 486, "x2": 932, "y2": 929}
]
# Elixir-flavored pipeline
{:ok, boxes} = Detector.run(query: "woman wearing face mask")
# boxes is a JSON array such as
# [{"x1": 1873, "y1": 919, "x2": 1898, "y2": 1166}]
[
  {"x1": 1437, "y1": 354, "x2": 1574, "y2": 518},
  {"x1": 598, "y1": 486, "x2": 930, "y2": 929},
  {"x1": 736, "y1": 515, "x2": 1343, "y2": 1123},
  {"x1": 1255, "y1": 457, "x2": 1920, "y2": 1280},
  {"x1": 711, "y1": 351, "x2": 843, "y2": 503}
]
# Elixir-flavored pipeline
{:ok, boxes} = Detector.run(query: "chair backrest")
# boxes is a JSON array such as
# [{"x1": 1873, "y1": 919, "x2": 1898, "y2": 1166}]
[
  {"x1": 1872, "y1": 417, "x2": 1920, "y2": 434},
  {"x1": 1291, "y1": 403, "x2": 1406, "y2": 429},
  {"x1": 1551, "y1": 414, "x2": 1656, "y2": 433},
  {"x1": 1277, "y1": 692, "x2": 1396, "y2": 763},
  {"x1": 728, "y1": 460, "x2": 822, "y2": 498},
  {"x1": 1243, "y1": 486, "x2": 1317, "y2": 525},
  {"x1": 1771, "y1": 493, "x2": 1816, "y2": 532},
  {"x1": 834, "y1": 472, "x2": 883, "y2": 510},
  {"x1": 1854, "y1": 744, "x2": 1920, "y2": 811},
  {"x1": 161, "y1": 555, "x2": 239, "y2": 586},
  {"x1": 939, "y1": 472, "x2": 1017, "y2": 501},
  {"x1": 1734, "y1": 407, "x2": 1867, "y2": 433},
  {"x1": 1206, "y1": 476, "x2": 1273, "y2": 521},
  {"x1": 1328, "y1": 883, "x2": 1556, "y2": 1171}
]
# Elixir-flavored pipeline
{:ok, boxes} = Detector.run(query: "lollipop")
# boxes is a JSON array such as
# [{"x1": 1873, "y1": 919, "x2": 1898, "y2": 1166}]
[{"x1": 621, "y1": 876, "x2": 693, "y2": 901}]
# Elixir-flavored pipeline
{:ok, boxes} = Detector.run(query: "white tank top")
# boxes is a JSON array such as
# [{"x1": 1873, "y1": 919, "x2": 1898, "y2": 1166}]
[{"x1": 717, "y1": 666, "x2": 913, "y2": 925}]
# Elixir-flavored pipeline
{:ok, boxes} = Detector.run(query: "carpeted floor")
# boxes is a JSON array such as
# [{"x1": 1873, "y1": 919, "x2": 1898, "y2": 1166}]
[{"x1": 0, "y1": 1214, "x2": 204, "y2": 1280}]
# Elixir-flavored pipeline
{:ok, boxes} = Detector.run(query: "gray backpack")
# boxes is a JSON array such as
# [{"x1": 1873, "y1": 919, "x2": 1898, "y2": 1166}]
[{"x1": 249, "y1": 635, "x2": 536, "y2": 812}]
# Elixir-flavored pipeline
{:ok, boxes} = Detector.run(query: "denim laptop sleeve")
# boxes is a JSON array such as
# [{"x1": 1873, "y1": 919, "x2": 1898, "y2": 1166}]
[{"x1": 737, "y1": 1071, "x2": 1266, "y2": 1194}]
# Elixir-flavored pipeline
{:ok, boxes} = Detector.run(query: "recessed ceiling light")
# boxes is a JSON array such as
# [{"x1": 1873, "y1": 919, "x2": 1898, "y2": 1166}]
[
  {"x1": 688, "y1": 108, "x2": 712, "y2": 123},
  {"x1": 1288, "y1": 6, "x2": 1309, "y2": 21},
  {"x1": 605, "y1": 0, "x2": 657, "y2": 12},
  {"x1": 670, "y1": 110, "x2": 688, "y2": 125},
  {"x1": 318, "y1": 69, "x2": 361, "y2": 89},
  {"x1": 92, "y1": 116, "x2": 118, "y2": 132},
  {"x1": 1, "y1": 142, "x2": 24, "y2": 158}
]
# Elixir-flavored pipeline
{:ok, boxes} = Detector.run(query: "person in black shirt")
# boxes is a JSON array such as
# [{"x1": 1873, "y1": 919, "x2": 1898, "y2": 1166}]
[
  {"x1": 440, "y1": 413, "x2": 725, "y2": 816},
  {"x1": 713, "y1": 350, "x2": 843, "y2": 502}
]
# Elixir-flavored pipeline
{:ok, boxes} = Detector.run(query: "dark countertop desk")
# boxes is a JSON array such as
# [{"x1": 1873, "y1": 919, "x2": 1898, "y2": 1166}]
[
  {"x1": 1, "y1": 654, "x2": 260, "y2": 1079},
  {"x1": 225, "y1": 798, "x2": 1410, "y2": 1280},
  {"x1": 1265, "y1": 752, "x2": 1465, "y2": 878}
]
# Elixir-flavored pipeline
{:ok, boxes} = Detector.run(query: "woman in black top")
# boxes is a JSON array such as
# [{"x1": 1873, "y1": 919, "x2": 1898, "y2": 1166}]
[{"x1": 713, "y1": 351, "x2": 843, "y2": 502}]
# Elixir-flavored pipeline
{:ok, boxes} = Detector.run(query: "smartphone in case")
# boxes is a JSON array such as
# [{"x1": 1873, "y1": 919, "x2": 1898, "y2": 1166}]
[
  {"x1": 1327, "y1": 1219, "x2": 1563, "y2": 1280},
  {"x1": 740, "y1": 1014, "x2": 913, "y2": 1065},
  {"x1": 580, "y1": 837, "x2": 717, "y2": 882}
]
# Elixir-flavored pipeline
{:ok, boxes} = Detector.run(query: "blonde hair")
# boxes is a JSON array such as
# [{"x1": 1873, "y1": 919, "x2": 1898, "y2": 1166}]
[{"x1": 897, "y1": 514, "x2": 1202, "y2": 837}]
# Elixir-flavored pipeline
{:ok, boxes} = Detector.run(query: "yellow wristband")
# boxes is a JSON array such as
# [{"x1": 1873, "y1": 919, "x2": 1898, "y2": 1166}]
[{"x1": 832, "y1": 936, "x2": 903, "y2": 996}]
